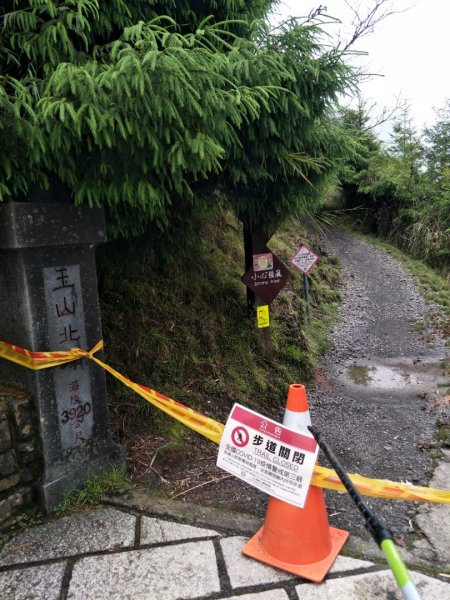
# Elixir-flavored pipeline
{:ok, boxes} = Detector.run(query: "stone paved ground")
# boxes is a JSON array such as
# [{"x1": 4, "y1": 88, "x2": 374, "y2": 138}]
[{"x1": 0, "y1": 498, "x2": 448, "y2": 600}]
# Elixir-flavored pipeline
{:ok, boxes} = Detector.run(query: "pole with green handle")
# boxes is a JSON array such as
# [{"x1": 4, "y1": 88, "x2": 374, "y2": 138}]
[{"x1": 308, "y1": 426, "x2": 421, "y2": 600}]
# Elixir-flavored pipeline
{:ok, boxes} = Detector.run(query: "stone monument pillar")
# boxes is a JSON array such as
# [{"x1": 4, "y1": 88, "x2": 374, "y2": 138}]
[{"x1": 0, "y1": 202, "x2": 123, "y2": 512}]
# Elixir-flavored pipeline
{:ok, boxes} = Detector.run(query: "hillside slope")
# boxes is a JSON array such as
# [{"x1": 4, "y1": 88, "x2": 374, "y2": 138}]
[{"x1": 96, "y1": 211, "x2": 342, "y2": 446}]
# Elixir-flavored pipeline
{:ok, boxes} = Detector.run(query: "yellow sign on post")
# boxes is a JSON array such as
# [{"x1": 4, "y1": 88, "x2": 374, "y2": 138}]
[{"x1": 257, "y1": 305, "x2": 270, "y2": 328}]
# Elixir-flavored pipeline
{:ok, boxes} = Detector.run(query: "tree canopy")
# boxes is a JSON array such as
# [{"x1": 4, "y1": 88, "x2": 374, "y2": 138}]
[
  {"x1": 337, "y1": 100, "x2": 450, "y2": 272},
  {"x1": 1, "y1": 1, "x2": 356, "y2": 238}
]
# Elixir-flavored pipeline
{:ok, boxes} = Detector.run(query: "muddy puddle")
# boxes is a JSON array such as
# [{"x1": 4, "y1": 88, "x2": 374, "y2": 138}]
[
  {"x1": 341, "y1": 358, "x2": 448, "y2": 392},
  {"x1": 346, "y1": 364, "x2": 420, "y2": 388}
]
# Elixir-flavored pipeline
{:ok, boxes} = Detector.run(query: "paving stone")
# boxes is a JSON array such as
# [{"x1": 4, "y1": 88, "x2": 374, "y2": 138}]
[
  {"x1": 223, "y1": 591, "x2": 290, "y2": 600},
  {"x1": 105, "y1": 490, "x2": 261, "y2": 534},
  {"x1": 220, "y1": 536, "x2": 296, "y2": 588},
  {"x1": 0, "y1": 508, "x2": 135, "y2": 566},
  {"x1": 67, "y1": 540, "x2": 220, "y2": 599},
  {"x1": 220, "y1": 535, "x2": 372, "y2": 589},
  {"x1": 415, "y1": 450, "x2": 450, "y2": 566},
  {"x1": 294, "y1": 570, "x2": 450, "y2": 599},
  {"x1": 410, "y1": 537, "x2": 436, "y2": 564},
  {"x1": 140, "y1": 516, "x2": 219, "y2": 544},
  {"x1": 329, "y1": 555, "x2": 373, "y2": 573},
  {"x1": 343, "y1": 536, "x2": 385, "y2": 562},
  {"x1": 0, "y1": 563, "x2": 66, "y2": 600}
]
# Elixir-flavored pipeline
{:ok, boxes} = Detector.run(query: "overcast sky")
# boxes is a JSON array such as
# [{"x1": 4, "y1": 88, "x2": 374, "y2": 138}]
[{"x1": 271, "y1": 1, "x2": 450, "y2": 134}]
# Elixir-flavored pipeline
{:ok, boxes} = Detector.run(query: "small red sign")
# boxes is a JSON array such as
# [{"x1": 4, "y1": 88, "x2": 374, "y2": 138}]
[
  {"x1": 232, "y1": 426, "x2": 249, "y2": 447},
  {"x1": 231, "y1": 405, "x2": 317, "y2": 452},
  {"x1": 217, "y1": 404, "x2": 319, "y2": 508}
]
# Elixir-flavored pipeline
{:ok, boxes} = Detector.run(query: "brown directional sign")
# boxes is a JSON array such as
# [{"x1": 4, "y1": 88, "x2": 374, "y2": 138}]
[{"x1": 241, "y1": 250, "x2": 291, "y2": 304}]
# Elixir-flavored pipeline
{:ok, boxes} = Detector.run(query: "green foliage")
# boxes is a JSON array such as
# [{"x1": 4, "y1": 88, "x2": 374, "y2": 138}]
[
  {"x1": 97, "y1": 210, "x2": 342, "y2": 437},
  {"x1": 336, "y1": 101, "x2": 450, "y2": 275},
  {"x1": 1, "y1": 4, "x2": 274, "y2": 235},
  {"x1": 335, "y1": 102, "x2": 382, "y2": 185},
  {"x1": 56, "y1": 468, "x2": 131, "y2": 512},
  {"x1": 1, "y1": 1, "x2": 356, "y2": 240},
  {"x1": 222, "y1": 18, "x2": 357, "y2": 232},
  {"x1": 424, "y1": 100, "x2": 450, "y2": 183},
  {"x1": 436, "y1": 420, "x2": 450, "y2": 449}
]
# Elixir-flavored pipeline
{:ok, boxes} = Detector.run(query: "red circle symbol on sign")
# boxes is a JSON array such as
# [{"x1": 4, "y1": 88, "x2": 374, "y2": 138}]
[{"x1": 232, "y1": 426, "x2": 249, "y2": 447}]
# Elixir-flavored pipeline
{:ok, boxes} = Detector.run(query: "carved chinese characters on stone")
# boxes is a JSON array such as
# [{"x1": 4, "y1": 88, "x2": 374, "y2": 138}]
[{"x1": 44, "y1": 265, "x2": 94, "y2": 450}]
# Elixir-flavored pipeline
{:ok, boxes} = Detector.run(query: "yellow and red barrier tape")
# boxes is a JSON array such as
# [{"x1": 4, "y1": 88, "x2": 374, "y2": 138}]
[{"x1": 1, "y1": 340, "x2": 449, "y2": 505}]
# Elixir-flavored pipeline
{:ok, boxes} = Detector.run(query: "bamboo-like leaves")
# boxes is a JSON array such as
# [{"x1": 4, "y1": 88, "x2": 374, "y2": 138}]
[{"x1": 0, "y1": 4, "x2": 355, "y2": 237}]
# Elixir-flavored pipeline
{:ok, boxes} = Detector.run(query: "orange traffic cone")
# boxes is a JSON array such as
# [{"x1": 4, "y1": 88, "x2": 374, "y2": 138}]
[{"x1": 242, "y1": 384, "x2": 348, "y2": 583}]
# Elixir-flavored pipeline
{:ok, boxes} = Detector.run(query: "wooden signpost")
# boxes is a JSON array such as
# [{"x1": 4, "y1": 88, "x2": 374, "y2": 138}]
[
  {"x1": 241, "y1": 251, "x2": 291, "y2": 305},
  {"x1": 242, "y1": 249, "x2": 290, "y2": 348}
]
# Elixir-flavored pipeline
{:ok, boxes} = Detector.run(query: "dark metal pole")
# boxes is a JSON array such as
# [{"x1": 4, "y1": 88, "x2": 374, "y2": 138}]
[
  {"x1": 303, "y1": 273, "x2": 311, "y2": 322},
  {"x1": 308, "y1": 426, "x2": 421, "y2": 600}
]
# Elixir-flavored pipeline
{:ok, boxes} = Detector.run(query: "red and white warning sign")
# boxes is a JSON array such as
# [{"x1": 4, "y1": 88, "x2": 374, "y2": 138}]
[
  {"x1": 231, "y1": 426, "x2": 249, "y2": 447},
  {"x1": 217, "y1": 404, "x2": 318, "y2": 508},
  {"x1": 290, "y1": 244, "x2": 320, "y2": 274}
]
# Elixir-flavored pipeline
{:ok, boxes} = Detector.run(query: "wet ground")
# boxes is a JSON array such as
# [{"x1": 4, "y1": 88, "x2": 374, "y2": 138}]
[
  {"x1": 306, "y1": 230, "x2": 449, "y2": 541},
  {"x1": 342, "y1": 356, "x2": 447, "y2": 392},
  {"x1": 128, "y1": 230, "x2": 449, "y2": 548}
]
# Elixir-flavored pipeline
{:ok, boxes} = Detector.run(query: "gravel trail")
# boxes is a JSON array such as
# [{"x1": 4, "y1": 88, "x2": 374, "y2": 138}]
[
  {"x1": 308, "y1": 229, "x2": 448, "y2": 541},
  {"x1": 322, "y1": 230, "x2": 445, "y2": 361},
  {"x1": 138, "y1": 229, "x2": 449, "y2": 550}
]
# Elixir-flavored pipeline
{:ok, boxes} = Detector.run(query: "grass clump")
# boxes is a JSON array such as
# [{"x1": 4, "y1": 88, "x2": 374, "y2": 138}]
[
  {"x1": 436, "y1": 417, "x2": 450, "y2": 449},
  {"x1": 56, "y1": 468, "x2": 131, "y2": 513}
]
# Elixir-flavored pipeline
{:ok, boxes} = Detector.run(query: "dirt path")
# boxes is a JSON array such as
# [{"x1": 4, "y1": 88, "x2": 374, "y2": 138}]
[
  {"x1": 308, "y1": 229, "x2": 448, "y2": 542},
  {"x1": 131, "y1": 230, "x2": 449, "y2": 549}
]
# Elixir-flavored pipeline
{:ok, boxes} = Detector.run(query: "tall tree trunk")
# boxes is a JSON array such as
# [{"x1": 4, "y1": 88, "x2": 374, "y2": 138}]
[{"x1": 242, "y1": 214, "x2": 270, "y2": 315}]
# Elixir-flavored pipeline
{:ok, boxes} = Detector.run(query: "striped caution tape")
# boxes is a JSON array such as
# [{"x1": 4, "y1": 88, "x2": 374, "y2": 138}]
[
  {"x1": 0, "y1": 340, "x2": 86, "y2": 370},
  {"x1": 0, "y1": 341, "x2": 224, "y2": 444},
  {"x1": 1, "y1": 340, "x2": 449, "y2": 505}
]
